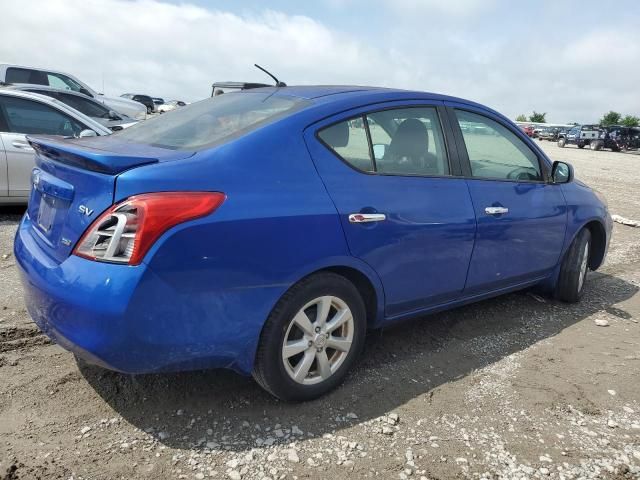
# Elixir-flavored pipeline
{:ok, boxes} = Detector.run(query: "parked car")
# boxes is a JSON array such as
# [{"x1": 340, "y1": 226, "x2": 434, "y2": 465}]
[
  {"x1": 557, "y1": 125, "x2": 600, "y2": 149},
  {"x1": 14, "y1": 86, "x2": 611, "y2": 401},
  {"x1": 211, "y1": 81, "x2": 271, "y2": 97},
  {"x1": 5, "y1": 85, "x2": 138, "y2": 131},
  {"x1": 0, "y1": 89, "x2": 110, "y2": 204},
  {"x1": 121, "y1": 93, "x2": 156, "y2": 114},
  {"x1": 592, "y1": 125, "x2": 640, "y2": 151},
  {"x1": 521, "y1": 124, "x2": 535, "y2": 137},
  {"x1": 157, "y1": 100, "x2": 187, "y2": 114},
  {"x1": 151, "y1": 97, "x2": 165, "y2": 109},
  {"x1": 538, "y1": 126, "x2": 563, "y2": 142},
  {"x1": 0, "y1": 63, "x2": 147, "y2": 120}
]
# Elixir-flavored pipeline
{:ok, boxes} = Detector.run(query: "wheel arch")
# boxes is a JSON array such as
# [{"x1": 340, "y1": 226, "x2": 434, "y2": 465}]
[{"x1": 583, "y1": 219, "x2": 607, "y2": 270}]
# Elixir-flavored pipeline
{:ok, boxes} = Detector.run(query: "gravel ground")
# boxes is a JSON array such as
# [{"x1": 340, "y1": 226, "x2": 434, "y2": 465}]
[{"x1": 1, "y1": 141, "x2": 639, "y2": 480}]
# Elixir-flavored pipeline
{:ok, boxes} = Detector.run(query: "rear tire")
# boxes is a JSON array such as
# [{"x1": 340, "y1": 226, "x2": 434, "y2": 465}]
[
  {"x1": 577, "y1": 143, "x2": 585, "y2": 149},
  {"x1": 558, "y1": 138, "x2": 566, "y2": 148},
  {"x1": 253, "y1": 272, "x2": 366, "y2": 401},
  {"x1": 555, "y1": 228, "x2": 591, "y2": 303}
]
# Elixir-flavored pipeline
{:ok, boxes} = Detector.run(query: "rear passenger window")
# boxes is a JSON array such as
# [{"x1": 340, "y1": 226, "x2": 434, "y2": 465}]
[
  {"x1": 455, "y1": 110, "x2": 542, "y2": 181},
  {"x1": 318, "y1": 118, "x2": 374, "y2": 172},
  {"x1": 318, "y1": 107, "x2": 449, "y2": 176},
  {"x1": 368, "y1": 107, "x2": 449, "y2": 176}
]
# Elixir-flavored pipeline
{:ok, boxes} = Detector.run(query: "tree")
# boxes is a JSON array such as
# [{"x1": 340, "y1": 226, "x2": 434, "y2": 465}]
[
  {"x1": 600, "y1": 111, "x2": 622, "y2": 126},
  {"x1": 529, "y1": 111, "x2": 546, "y2": 123},
  {"x1": 621, "y1": 115, "x2": 640, "y2": 127},
  {"x1": 515, "y1": 114, "x2": 528, "y2": 122}
]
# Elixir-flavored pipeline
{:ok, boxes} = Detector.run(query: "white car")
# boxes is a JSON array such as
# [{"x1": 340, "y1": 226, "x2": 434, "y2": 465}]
[
  {"x1": 157, "y1": 100, "x2": 187, "y2": 113},
  {"x1": 0, "y1": 63, "x2": 147, "y2": 120},
  {"x1": 0, "y1": 89, "x2": 111, "y2": 204}
]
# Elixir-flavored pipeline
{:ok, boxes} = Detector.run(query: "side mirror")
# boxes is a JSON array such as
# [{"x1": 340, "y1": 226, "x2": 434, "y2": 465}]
[
  {"x1": 372, "y1": 143, "x2": 387, "y2": 161},
  {"x1": 551, "y1": 161, "x2": 573, "y2": 184},
  {"x1": 78, "y1": 129, "x2": 98, "y2": 138},
  {"x1": 108, "y1": 110, "x2": 121, "y2": 120}
]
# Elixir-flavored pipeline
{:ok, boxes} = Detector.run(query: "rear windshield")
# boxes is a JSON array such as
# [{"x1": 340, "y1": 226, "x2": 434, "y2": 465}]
[{"x1": 114, "y1": 92, "x2": 307, "y2": 150}]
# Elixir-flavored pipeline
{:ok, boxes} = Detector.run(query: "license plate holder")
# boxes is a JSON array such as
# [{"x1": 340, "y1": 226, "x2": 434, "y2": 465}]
[{"x1": 36, "y1": 195, "x2": 56, "y2": 234}]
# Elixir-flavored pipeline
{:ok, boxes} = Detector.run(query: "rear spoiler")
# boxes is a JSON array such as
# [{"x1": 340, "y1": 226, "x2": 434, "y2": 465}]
[{"x1": 28, "y1": 136, "x2": 159, "y2": 175}]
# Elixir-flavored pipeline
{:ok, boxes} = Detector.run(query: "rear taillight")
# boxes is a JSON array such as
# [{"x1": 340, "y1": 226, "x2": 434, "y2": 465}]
[{"x1": 73, "y1": 192, "x2": 225, "y2": 265}]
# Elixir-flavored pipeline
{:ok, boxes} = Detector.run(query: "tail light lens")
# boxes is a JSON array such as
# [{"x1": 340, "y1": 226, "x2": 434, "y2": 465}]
[{"x1": 73, "y1": 192, "x2": 225, "y2": 265}]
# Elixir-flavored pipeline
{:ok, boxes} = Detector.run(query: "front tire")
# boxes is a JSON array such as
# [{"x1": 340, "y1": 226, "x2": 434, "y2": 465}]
[
  {"x1": 558, "y1": 138, "x2": 566, "y2": 148},
  {"x1": 555, "y1": 228, "x2": 591, "y2": 303},
  {"x1": 253, "y1": 272, "x2": 366, "y2": 401}
]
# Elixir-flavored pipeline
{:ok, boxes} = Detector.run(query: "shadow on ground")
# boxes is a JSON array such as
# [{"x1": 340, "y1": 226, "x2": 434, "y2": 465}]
[{"x1": 79, "y1": 271, "x2": 638, "y2": 452}]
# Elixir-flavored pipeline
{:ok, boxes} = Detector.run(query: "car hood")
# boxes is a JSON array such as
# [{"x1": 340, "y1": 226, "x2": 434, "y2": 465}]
[{"x1": 97, "y1": 95, "x2": 147, "y2": 118}]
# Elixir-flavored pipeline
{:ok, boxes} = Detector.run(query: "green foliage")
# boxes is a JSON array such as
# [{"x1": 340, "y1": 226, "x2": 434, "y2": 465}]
[
  {"x1": 621, "y1": 115, "x2": 640, "y2": 127},
  {"x1": 528, "y1": 111, "x2": 546, "y2": 123},
  {"x1": 600, "y1": 111, "x2": 622, "y2": 126},
  {"x1": 515, "y1": 114, "x2": 527, "y2": 122}
]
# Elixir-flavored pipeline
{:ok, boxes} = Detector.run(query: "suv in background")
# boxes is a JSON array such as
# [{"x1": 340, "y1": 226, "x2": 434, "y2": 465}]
[
  {"x1": 121, "y1": 93, "x2": 156, "y2": 114},
  {"x1": 0, "y1": 63, "x2": 147, "y2": 120},
  {"x1": 594, "y1": 125, "x2": 640, "y2": 151},
  {"x1": 558, "y1": 125, "x2": 600, "y2": 149}
]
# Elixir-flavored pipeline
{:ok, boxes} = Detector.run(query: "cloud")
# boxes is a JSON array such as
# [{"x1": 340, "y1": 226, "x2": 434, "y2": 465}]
[{"x1": 1, "y1": 0, "x2": 638, "y2": 123}]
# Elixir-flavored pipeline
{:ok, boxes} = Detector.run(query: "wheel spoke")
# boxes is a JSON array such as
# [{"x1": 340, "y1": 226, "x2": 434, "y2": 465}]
[
  {"x1": 293, "y1": 310, "x2": 315, "y2": 336},
  {"x1": 325, "y1": 309, "x2": 352, "y2": 333},
  {"x1": 326, "y1": 336, "x2": 352, "y2": 352},
  {"x1": 293, "y1": 350, "x2": 315, "y2": 382},
  {"x1": 283, "y1": 339, "x2": 310, "y2": 359},
  {"x1": 315, "y1": 296, "x2": 332, "y2": 328},
  {"x1": 316, "y1": 350, "x2": 332, "y2": 379}
]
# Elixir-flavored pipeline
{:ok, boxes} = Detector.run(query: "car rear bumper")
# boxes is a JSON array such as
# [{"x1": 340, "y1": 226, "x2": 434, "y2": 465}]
[{"x1": 14, "y1": 214, "x2": 273, "y2": 375}]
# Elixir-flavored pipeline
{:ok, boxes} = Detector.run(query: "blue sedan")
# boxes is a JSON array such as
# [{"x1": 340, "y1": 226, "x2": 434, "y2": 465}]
[{"x1": 14, "y1": 86, "x2": 612, "y2": 401}]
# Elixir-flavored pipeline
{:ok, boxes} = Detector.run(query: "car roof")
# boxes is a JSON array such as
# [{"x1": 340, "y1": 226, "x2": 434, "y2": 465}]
[
  {"x1": 0, "y1": 88, "x2": 111, "y2": 134},
  {"x1": 3, "y1": 83, "x2": 94, "y2": 98},
  {"x1": 232, "y1": 85, "x2": 508, "y2": 122}
]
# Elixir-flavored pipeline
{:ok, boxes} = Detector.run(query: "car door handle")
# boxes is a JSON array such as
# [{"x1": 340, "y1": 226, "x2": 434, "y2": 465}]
[
  {"x1": 485, "y1": 206, "x2": 509, "y2": 215},
  {"x1": 12, "y1": 140, "x2": 34, "y2": 151},
  {"x1": 348, "y1": 213, "x2": 386, "y2": 223}
]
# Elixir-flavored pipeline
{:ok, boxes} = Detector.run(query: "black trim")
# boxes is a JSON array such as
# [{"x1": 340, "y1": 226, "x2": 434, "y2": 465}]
[
  {"x1": 446, "y1": 106, "x2": 551, "y2": 185},
  {"x1": 362, "y1": 115, "x2": 377, "y2": 172},
  {"x1": 314, "y1": 103, "x2": 455, "y2": 180}
]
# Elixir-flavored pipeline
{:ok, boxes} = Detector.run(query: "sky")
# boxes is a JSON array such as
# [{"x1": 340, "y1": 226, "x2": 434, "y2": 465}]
[{"x1": 2, "y1": 0, "x2": 639, "y2": 123}]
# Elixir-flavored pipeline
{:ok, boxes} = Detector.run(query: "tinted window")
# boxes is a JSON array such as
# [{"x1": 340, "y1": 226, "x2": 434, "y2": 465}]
[
  {"x1": 0, "y1": 95, "x2": 85, "y2": 136},
  {"x1": 57, "y1": 93, "x2": 111, "y2": 118},
  {"x1": 455, "y1": 110, "x2": 542, "y2": 181},
  {"x1": 115, "y1": 92, "x2": 307, "y2": 150},
  {"x1": 6, "y1": 67, "x2": 48, "y2": 85},
  {"x1": 368, "y1": 107, "x2": 449, "y2": 176},
  {"x1": 318, "y1": 117, "x2": 374, "y2": 172}
]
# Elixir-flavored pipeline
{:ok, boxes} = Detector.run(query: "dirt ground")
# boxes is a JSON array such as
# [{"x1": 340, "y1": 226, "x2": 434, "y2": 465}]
[{"x1": 1, "y1": 141, "x2": 639, "y2": 480}]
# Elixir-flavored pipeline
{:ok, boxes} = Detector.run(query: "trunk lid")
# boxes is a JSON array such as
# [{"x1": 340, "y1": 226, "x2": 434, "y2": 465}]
[{"x1": 26, "y1": 136, "x2": 193, "y2": 263}]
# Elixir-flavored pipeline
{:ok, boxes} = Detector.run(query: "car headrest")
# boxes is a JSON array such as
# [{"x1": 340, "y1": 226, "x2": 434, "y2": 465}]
[{"x1": 322, "y1": 121, "x2": 349, "y2": 148}]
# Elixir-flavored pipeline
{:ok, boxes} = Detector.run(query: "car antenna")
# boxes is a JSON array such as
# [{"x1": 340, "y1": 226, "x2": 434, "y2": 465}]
[{"x1": 254, "y1": 64, "x2": 287, "y2": 87}]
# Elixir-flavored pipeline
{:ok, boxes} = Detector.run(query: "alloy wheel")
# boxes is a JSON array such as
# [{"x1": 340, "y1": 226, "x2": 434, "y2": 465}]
[{"x1": 281, "y1": 296, "x2": 354, "y2": 385}]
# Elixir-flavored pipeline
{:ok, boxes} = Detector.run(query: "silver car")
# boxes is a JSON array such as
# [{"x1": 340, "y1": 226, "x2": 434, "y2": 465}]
[
  {"x1": 0, "y1": 89, "x2": 111, "y2": 204},
  {"x1": 0, "y1": 63, "x2": 147, "y2": 121},
  {"x1": 5, "y1": 85, "x2": 138, "y2": 131}
]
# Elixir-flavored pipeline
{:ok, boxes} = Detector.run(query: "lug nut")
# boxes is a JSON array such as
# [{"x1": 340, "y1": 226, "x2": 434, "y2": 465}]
[
  {"x1": 308, "y1": 340, "x2": 313, "y2": 347},
  {"x1": 315, "y1": 326, "x2": 321, "y2": 333}
]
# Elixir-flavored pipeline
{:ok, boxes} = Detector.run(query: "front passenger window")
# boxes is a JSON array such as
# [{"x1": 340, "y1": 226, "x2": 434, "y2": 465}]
[{"x1": 455, "y1": 110, "x2": 542, "y2": 181}]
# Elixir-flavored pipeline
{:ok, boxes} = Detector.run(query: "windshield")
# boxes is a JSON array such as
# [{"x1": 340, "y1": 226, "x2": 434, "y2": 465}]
[{"x1": 115, "y1": 92, "x2": 306, "y2": 150}]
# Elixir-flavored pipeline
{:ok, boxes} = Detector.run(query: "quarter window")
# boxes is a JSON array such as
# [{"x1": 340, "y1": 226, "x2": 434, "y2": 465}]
[
  {"x1": 455, "y1": 110, "x2": 542, "y2": 181},
  {"x1": 318, "y1": 117, "x2": 374, "y2": 172}
]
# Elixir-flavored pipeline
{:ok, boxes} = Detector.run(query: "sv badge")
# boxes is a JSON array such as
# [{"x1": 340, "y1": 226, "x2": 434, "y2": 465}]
[{"x1": 78, "y1": 205, "x2": 94, "y2": 217}]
